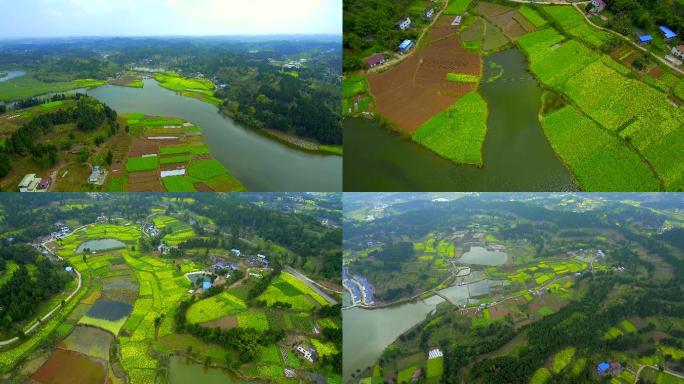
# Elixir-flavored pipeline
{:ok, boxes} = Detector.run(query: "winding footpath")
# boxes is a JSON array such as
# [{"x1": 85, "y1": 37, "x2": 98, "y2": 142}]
[
  {"x1": 633, "y1": 365, "x2": 684, "y2": 383},
  {"x1": 0, "y1": 225, "x2": 93, "y2": 347}
]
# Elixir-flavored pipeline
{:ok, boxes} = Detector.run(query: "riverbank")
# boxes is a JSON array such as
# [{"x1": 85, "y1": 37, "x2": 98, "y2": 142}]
[{"x1": 262, "y1": 128, "x2": 342, "y2": 155}]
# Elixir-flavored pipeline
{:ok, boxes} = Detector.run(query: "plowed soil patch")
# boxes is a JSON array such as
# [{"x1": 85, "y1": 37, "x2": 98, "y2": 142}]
[
  {"x1": 369, "y1": 24, "x2": 480, "y2": 132},
  {"x1": 126, "y1": 170, "x2": 164, "y2": 192},
  {"x1": 32, "y1": 349, "x2": 106, "y2": 384},
  {"x1": 159, "y1": 163, "x2": 186, "y2": 171},
  {"x1": 490, "y1": 11, "x2": 529, "y2": 40},
  {"x1": 199, "y1": 315, "x2": 237, "y2": 329},
  {"x1": 110, "y1": 76, "x2": 137, "y2": 86},
  {"x1": 477, "y1": 2, "x2": 513, "y2": 17},
  {"x1": 195, "y1": 182, "x2": 213, "y2": 192},
  {"x1": 128, "y1": 139, "x2": 158, "y2": 157}
]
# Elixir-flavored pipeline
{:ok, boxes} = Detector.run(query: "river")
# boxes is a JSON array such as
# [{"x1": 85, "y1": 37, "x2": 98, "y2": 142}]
[
  {"x1": 343, "y1": 48, "x2": 578, "y2": 191},
  {"x1": 0, "y1": 70, "x2": 25, "y2": 83},
  {"x1": 86, "y1": 78, "x2": 341, "y2": 191}
]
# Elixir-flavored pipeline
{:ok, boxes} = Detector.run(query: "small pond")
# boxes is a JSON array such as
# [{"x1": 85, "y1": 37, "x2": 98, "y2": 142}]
[
  {"x1": 168, "y1": 355, "x2": 264, "y2": 384},
  {"x1": 76, "y1": 239, "x2": 126, "y2": 253},
  {"x1": 86, "y1": 300, "x2": 133, "y2": 321},
  {"x1": 458, "y1": 246, "x2": 508, "y2": 266}
]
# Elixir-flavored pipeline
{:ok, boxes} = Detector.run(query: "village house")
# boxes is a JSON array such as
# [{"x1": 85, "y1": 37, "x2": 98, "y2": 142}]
[
  {"x1": 422, "y1": 7, "x2": 435, "y2": 21},
  {"x1": 398, "y1": 39, "x2": 414, "y2": 52},
  {"x1": 365, "y1": 53, "x2": 385, "y2": 68},
  {"x1": 428, "y1": 348, "x2": 443, "y2": 359},
  {"x1": 18, "y1": 174, "x2": 47, "y2": 192},
  {"x1": 671, "y1": 45, "x2": 684, "y2": 60},
  {"x1": 590, "y1": 0, "x2": 606, "y2": 13},
  {"x1": 451, "y1": 15, "x2": 463, "y2": 26},
  {"x1": 660, "y1": 26, "x2": 678, "y2": 40},
  {"x1": 158, "y1": 244, "x2": 178, "y2": 255},
  {"x1": 396, "y1": 17, "x2": 411, "y2": 31},
  {"x1": 294, "y1": 344, "x2": 318, "y2": 363}
]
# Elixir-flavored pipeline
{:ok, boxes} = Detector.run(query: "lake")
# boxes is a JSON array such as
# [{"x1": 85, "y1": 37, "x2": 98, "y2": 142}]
[
  {"x1": 458, "y1": 246, "x2": 508, "y2": 266},
  {"x1": 168, "y1": 355, "x2": 262, "y2": 384},
  {"x1": 0, "y1": 70, "x2": 25, "y2": 83},
  {"x1": 342, "y1": 295, "x2": 445, "y2": 382},
  {"x1": 75, "y1": 238, "x2": 126, "y2": 253},
  {"x1": 87, "y1": 79, "x2": 341, "y2": 191},
  {"x1": 343, "y1": 48, "x2": 578, "y2": 191}
]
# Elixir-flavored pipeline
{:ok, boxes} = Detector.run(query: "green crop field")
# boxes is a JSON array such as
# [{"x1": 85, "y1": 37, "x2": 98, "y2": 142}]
[
  {"x1": 186, "y1": 292, "x2": 247, "y2": 324},
  {"x1": 446, "y1": 73, "x2": 480, "y2": 83},
  {"x1": 237, "y1": 310, "x2": 269, "y2": 331},
  {"x1": 188, "y1": 159, "x2": 229, "y2": 180},
  {"x1": 0, "y1": 75, "x2": 106, "y2": 101},
  {"x1": 620, "y1": 319, "x2": 638, "y2": 333},
  {"x1": 519, "y1": 5, "x2": 547, "y2": 27},
  {"x1": 343, "y1": 75, "x2": 368, "y2": 99},
  {"x1": 412, "y1": 91, "x2": 488, "y2": 165},
  {"x1": 427, "y1": 356, "x2": 444, "y2": 379},
  {"x1": 541, "y1": 107, "x2": 659, "y2": 191},
  {"x1": 519, "y1": 27, "x2": 684, "y2": 190},
  {"x1": 159, "y1": 155, "x2": 192, "y2": 165},
  {"x1": 551, "y1": 347, "x2": 575, "y2": 373},
  {"x1": 541, "y1": 6, "x2": 614, "y2": 48},
  {"x1": 530, "y1": 367, "x2": 552, "y2": 384},
  {"x1": 126, "y1": 156, "x2": 158, "y2": 172},
  {"x1": 444, "y1": 0, "x2": 472, "y2": 15}
]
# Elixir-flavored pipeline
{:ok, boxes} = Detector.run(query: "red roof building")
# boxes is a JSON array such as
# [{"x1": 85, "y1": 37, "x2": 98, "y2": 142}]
[{"x1": 366, "y1": 53, "x2": 385, "y2": 68}]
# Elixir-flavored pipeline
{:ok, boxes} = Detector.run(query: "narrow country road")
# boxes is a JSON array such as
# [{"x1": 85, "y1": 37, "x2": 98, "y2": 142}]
[
  {"x1": 571, "y1": 3, "x2": 684, "y2": 76},
  {"x1": 286, "y1": 266, "x2": 338, "y2": 305},
  {"x1": 633, "y1": 365, "x2": 684, "y2": 383}
]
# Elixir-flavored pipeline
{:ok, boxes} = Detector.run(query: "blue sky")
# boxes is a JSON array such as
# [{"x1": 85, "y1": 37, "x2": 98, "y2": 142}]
[{"x1": 0, "y1": 0, "x2": 342, "y2": 38}]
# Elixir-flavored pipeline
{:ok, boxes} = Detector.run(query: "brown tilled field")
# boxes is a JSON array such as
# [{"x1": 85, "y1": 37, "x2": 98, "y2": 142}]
[
  {"x1": 368, "y1": 16, "x2": 481, "y2": 132},
  {"x1": 110, "y1": 75, "x2": 138, "y2": 86},
  {"x1": 126, "y1": 170, "x2": 164, "y2": 192},
  {"x1": 128, "y1": 139, "x2": 159, "y2": 157},
  {"x1": 199, "y1": 315, "x2": 237, "y2": 329}
]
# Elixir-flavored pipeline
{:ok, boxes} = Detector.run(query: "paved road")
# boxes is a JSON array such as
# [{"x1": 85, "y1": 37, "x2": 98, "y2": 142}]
[{"x1": 286, "y1": 266, "x2": 338, "y2": 305}]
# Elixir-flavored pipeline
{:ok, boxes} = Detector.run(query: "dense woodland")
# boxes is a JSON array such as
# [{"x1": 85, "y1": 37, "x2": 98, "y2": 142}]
[
  {"x1": 0, "y1": 243, "x2": 71, "y2": 333},
  {"x1": 0, "y1": 37, "x2": 341, "y2": 144},
  {"x1": 603, "y1": 0, "x2": 684, "y2": 38},
  {"x1": 0, "y1": 95, "x2": 117, "y2": 178}
]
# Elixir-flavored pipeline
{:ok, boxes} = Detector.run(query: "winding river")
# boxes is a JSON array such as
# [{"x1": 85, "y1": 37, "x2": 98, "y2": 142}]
[
  {"x1": 86, "y1": 78, "x2": 341, "y2": 191},
  {"x1": 344, "y1": 48, "x2": 578, "y2": 191},
  {"x1": 0, "y1": 70, "x2": 25, "y2": 83}
]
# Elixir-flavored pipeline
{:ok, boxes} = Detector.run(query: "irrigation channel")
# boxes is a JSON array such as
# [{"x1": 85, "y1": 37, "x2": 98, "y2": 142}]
[
  {"x1": 85, "y1": 78, "x2": 341, "y2": 191},
  {"x1": 344, "y1": 48, "x2": 578, "y2": 191}
]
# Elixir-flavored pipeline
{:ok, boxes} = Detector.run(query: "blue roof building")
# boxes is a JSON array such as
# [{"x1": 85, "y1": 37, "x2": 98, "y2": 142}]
[
  {"x1": 65, "y1": 266, "x2": 73, "y2": 272},
  {"x1": 597, "y1": 362, "x2": 610, "y2": 375},
  {"x1": 660, "y1": 26, "x2": 677, "y2": 39},
  {"x1": 399, "y1": 39, "x2": 414, "y2": 52},
  {"x1": 639, "y1": 35, "x2": 653, "y2": 44},
  {"x1": 202, "y1": 281, "x2": 211, "y2": 289}
]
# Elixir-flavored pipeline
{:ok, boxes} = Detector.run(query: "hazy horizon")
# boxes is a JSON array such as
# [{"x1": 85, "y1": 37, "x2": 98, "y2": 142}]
[{"x1": 0, "y1": 0, "x2": 342, "y2": 38}]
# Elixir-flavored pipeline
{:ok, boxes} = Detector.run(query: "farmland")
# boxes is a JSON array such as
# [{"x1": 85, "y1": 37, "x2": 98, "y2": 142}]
[
  {"x1": 154, "y1": 72, "x2": 221, "y2": 106},
  {"x1": 344, "y1": 0, "x2": 684, "y2": 191},
  {"x1": 344, "y1": 193, "x2": 684, "y2": 384},
  {"x1": 0, "y1": 193, "x2": 343, "y2": 384}
]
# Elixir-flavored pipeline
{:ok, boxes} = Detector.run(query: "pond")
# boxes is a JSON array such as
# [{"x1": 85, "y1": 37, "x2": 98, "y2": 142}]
[
  {"x1": 75, "y1": 239, "x2": 126, "y2": 253},
  {"x1": 342, "y1": 295, "x2": 445, "y2": 382},
  {"x1": 168, "y1": 355, "x2": 263, "y2": 384},
  {"x1": 86, "y1": 79, "x2": 341, "y2": 191},
  {"x1": 439, "y1": 279, "x2": 496, "y2": 305},
  {"x1": 458, "y1": 246, "x2": 508, "y2": 266},
  {"x1": 343, "y1": 48, "x2": 578, "y2": 191},
  {"x1": 186, "y1": 272, "x2": 212, "y2": 285},
  {"x1": 0, "y1": 70, "x2": 25, "y2": 83},
  {"x1": 86, "y1": 300, "x2": 133, "y2": 321}
]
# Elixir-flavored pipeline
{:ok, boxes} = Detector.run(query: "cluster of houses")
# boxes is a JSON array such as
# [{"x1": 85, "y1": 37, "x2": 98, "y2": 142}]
[
  {"x1": 158, "y1": 244, "x2": 178, "y2": 255},
  {"x1": 144, "y1": 222, "x2": 161, "y2": 237},
  {"x1": 47, "y1": 222, "x2": 71, "y2": 241},
  {"x1": 18, "y1": 174, "x2": 49, "y2": 192},
  {"x1": 343, "y1": 268, "x2": 374, "y2": 305}
]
